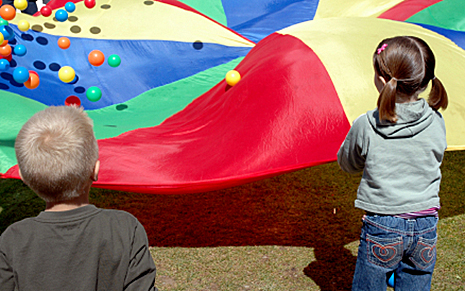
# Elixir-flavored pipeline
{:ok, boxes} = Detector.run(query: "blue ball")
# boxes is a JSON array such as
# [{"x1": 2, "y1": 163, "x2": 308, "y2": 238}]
[
  {"x1": 387, "y1": 273, "x2": 395, "y2": 287},
  {"x1": 0, "y1": 59, "x2": 10, "y2": 71},
  {"x1": 64, "y1": 2, "x2": 76, "y2": 12},
  {"x1": 55, "y1": 9, "x2": 69, "y2": 22},
  {"x1": 0, "y1": 25, "x2": 14, "y2": 41},
  {"x1": 13, "y1": 67, "x2": 30, "y2": 84},
  {"x1": 14, "y1": 44, "x2": 27, "y2": 56}
]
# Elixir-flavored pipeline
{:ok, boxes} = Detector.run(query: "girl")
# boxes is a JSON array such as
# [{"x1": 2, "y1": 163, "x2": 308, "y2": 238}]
[{"x1": 337, "y1": 36, "x2": 448, "y2": 291}]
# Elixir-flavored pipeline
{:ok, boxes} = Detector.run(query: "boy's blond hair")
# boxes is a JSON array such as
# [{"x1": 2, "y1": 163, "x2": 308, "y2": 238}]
[{"x1": 15, "y1": 106, "x2": 99, "y2": 202}]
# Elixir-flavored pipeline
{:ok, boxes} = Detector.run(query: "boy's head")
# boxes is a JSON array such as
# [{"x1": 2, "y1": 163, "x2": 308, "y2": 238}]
[{"x1": 15, "y1": 106, "x2": 99, "y2": 202}]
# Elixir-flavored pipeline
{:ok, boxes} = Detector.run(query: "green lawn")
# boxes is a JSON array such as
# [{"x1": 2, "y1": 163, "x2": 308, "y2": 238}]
[{"x1": 1, "y1": 150, "x2": 463, "y2": 290}]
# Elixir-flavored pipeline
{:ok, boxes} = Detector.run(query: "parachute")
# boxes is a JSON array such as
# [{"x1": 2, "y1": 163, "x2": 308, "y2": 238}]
[{"x1": 1, "y1": 0, "x2": 464, "y2": 193}]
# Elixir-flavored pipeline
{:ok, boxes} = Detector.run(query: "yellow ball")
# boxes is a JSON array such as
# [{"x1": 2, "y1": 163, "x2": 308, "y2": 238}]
[
  {"x1": 18, "y1": 20, "x2": 30, "y2": 32},
  {"x1": 58, "y1": 66, "x2": 75, "y2": 83},
  {"x1": 14, "y1": 0, "x2": 28, "y2": 11},
  {"x1": 225, "y1": 70, "x2": 241, "y2": 86},
  {"x1": 0, "y1": 33, "x2": 4, "y2": 45}
]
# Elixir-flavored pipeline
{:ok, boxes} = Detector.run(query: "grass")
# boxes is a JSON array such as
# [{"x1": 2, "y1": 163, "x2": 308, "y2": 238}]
[{"x1": 0, "y1": 150, "x2": 464, "y2": 290}]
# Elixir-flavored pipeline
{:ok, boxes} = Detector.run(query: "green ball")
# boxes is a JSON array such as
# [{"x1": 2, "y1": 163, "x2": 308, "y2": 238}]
[
  {"x1": 108, "y1": 54, "x2": 121, "y2": 67},
  {"x1": 86, "y1": 86, "x2": 102, "y2": 102},
  {"x1": 0, "y1": 19, "x2": 9, "y2": 26}
]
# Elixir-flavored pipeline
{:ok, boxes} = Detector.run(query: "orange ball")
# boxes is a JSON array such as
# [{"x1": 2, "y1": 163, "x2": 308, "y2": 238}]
[
  {"x1": 57, "y1": 37, "x2": 70, "y2": 49},
  {"x1": 0, "y1": 44, "x2": 12, "y2": 57},
  {"x1": 88, "y1": 50, "x2": 104, "y2": 66},
  {"x1": 0, "y1": 5, "x2": 16, "y2": 21},
  {"x1": 24, "y1": 71, "x2": 40, "y2": 89},
  {"x1": 0, "y1": 40, "x2": 8, "y2": 47}
]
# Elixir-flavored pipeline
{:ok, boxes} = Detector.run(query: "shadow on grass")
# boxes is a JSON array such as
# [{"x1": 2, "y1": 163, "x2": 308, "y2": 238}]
[
  {"x1": 1, "y1": 151, "x2": 463, "y2": 291},
  {"x1": 87, "y1": 163, "x2": 364, "y2": 290}
]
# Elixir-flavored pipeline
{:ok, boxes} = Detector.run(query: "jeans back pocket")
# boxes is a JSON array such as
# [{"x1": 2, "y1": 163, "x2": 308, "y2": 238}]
[
  {"x1": 366, "y1": 233, "x2": 403, "y2": 268},
  {"x1": 410, "y1": 236, "x2": 437, "y2": 270}
]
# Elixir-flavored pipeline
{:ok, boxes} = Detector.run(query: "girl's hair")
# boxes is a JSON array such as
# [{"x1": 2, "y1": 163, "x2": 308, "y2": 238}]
[
  {"x1": 15, "y1": 106, "x2": 99, "y2": 202},
  {"x1": 373, "y1": 36, "x2": 448, "y2": 122}
]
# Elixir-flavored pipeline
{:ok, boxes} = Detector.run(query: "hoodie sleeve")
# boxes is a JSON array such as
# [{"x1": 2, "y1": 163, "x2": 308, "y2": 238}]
[{"x1": 337, "y1": 114, "x2": 369, "y2": 174}]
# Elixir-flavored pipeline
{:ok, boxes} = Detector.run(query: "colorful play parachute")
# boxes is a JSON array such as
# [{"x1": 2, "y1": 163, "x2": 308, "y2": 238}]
[{"x1": 0, "y1": 0, "x2": 464, "y2": 193}]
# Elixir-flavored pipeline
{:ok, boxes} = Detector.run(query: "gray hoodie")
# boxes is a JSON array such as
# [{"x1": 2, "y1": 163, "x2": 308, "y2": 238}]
[{"x1": 337, "y1": 98, "x2": 447, "y2": 214}]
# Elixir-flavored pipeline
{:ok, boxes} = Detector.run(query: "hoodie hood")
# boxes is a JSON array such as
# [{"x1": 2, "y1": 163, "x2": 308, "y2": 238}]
[{"x1": 367, "y1": 98, "x2": 434, "y2": 138}]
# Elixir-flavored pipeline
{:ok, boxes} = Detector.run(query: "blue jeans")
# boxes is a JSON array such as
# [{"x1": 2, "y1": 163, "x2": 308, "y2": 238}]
[{"x1": 352, "y1": 214, "x2": 438, "y2": 291}]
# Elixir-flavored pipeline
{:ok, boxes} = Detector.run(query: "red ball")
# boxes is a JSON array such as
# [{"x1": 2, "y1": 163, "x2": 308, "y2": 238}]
[
  {"x1": 65, "y1": 96, "x2": 81, "y2": 107},
  {"x1": 0, "y1": 53, "x2": 12, "y2": 62},
  {"x1": 40, "y1": 6, "x2": 52, "y2": 17},
  {"x1": 84, "y1": 0, "x2": 96, "y2": 9}
]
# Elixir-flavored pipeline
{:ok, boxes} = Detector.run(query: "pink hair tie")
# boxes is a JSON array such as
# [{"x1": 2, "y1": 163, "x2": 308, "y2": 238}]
[{"x1": 377, "y1": 44, "x2": 388, "y2": 55}]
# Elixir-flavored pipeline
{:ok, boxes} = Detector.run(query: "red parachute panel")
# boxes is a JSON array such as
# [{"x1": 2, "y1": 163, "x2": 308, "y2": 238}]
[{"x1": 93, "y1": 33, "x2": 350, "y2": 193}]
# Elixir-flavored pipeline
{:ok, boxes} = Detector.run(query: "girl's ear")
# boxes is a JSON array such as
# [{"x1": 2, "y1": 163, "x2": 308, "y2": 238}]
[
  {"x1": 374, "y1": 73, "x2": 387, "y2": 93},
  {"x1": 18, "y1": 168, "x2": 24, "y2": 181},
  {"x1": 379, "y1": 75, "x2": 387, "y2": 86}
]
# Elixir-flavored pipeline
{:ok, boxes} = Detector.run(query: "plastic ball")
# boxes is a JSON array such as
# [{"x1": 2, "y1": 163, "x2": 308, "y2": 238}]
[
  {"x1": 40, "y1": 6, "x2": 52, "y2": 17},
  {"x1": 55, "y1": 9, "x2": 68, "y2": 22},
  {"x1": 13, "y1": 44, "x2": 26, "y2": 56},
  {"x1": 0, "y1": 44, "x2": 11, "y2": 56},
  {"x1": 24, "y1": 71, "x2": 40, "y2": 89},
  {"x1": 84, "y1": 0, "x2": 96, "y2": 9},
  {"x1": 13, "y1": 67, "x2": 29, "y2": 83},
  {"x1": 108, "y1": 54, "x2": 121, "y2": 67},
  {"x1": 0, "y1": 59, "x2": 9, "y2": 71},
  {"x1": 0, "y1": 33, "x2": 3, "y2": 45},
  {"x1": 65, "y1": 95, "x2": 81, "y2": 107},
  {"x1": 58, "y1": 66, "x2": 75, "y2": 83},
  {"x1": 14, "y1": 0, "x2": 28, "y2": 11},
  {"x1": 387, "y1": 273, "x2": 395, "y2": 287},
  {"x1": 0, "y1": 40, "x2": 8, "y2": 47},
  {"x1": 57, "y1": 37, "x2": 70, "y2": 49},
  {"x1": 17, "y1": 20, "x2": 30, "y2": 32},
  {"x1": 64, "y1": 2, "x2": 76, "y2": 12},
  {"x1": 0, "y1": 5, "x2": 16, "y2": 21},
  {"x1": 0, "y1": 18, "x2": 8, "y2": 26},
  {"x1": 88, "y1": 50, "x2": 104, "y2": 66},
  {"x1": 86, "y1": 86, "x2": 102, "y2": 102},
  {"x1": 225, "y1": 70, "x2": 241, "y2": 86},
  {"x1": 0, "y1": 53, "x2": 12, "y2": 62},
  {"x1": 0, "y1": 26, "x2": 14, "y2": 41}
]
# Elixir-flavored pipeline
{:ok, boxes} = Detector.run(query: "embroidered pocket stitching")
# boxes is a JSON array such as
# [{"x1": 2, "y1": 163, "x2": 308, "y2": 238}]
[
  {"x1": 410, "y1": 238, "x2": 436, "y2": 270},
  {"x1": 366, "y1": 236, "x2": 403, "y2": 268}
]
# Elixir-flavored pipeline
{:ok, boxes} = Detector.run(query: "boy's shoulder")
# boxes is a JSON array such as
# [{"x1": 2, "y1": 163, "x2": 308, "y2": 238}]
[
  {"x1": 1, "y1": 206, "x2": 140, "y2": 242},
  {"x1": 2, "y1": 215, "x2": 37, "y2": 233},
  {"x1": 0, "y1": 217, "x2": 37, "y2": 249},
  {"x1": 98, "y1": 207, "x2": 140, "y2": 225}
]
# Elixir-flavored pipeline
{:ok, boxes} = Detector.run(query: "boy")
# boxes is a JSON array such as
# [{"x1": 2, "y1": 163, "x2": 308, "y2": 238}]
[{"x1": 0, "y1": 106, "x2": 157, "y2": 290}]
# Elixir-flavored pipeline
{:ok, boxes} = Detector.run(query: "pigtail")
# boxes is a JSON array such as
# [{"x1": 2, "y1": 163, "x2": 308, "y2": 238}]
[
  {"x1": 377, "y1": 78, "x2": 398, "y2": 123},
  {"x1": 428, "y1": 77, "x2": 448, "y2": 110}
]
